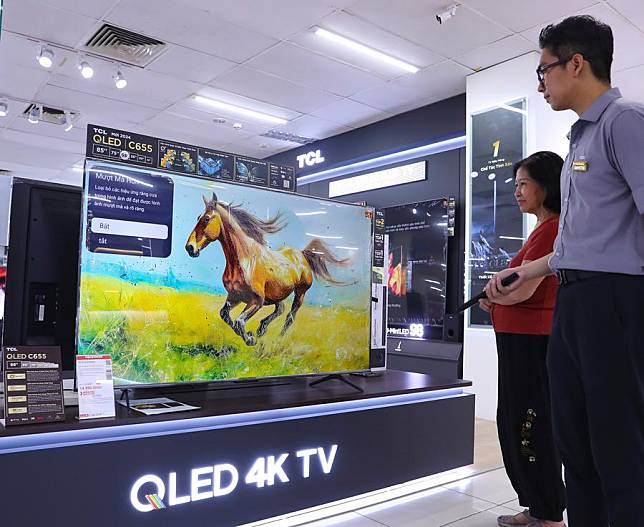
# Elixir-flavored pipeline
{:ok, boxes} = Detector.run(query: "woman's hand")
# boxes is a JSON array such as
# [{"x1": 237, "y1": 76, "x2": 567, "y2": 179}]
[{"x1": 478, "y1": 298, "x2": 493, "y2": 312}]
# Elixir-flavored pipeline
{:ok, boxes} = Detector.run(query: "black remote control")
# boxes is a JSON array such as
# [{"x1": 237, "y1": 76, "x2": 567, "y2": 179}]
[{"x1": 455, "y1": 272, "x2": 520, "y2": 313}]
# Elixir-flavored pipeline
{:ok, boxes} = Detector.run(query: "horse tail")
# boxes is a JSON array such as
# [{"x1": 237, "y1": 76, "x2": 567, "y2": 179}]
[{"x1": 302, "y1": 239, "x2": 350, "y2": 285}]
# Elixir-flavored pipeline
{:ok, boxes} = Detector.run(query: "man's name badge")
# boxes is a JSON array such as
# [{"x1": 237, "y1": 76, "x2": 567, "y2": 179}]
[{"x1": 572, "y1": 160, "x2": 588, "y2": 172}]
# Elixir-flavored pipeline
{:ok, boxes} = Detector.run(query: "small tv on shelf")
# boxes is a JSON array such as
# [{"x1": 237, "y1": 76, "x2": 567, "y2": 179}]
[{"x1": 77, "y1": 160, "x2": 374, "y2": 386}]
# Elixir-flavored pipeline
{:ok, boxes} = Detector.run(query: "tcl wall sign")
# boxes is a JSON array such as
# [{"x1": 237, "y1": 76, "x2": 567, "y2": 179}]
[{"x1": 296, "y1": 150, "x2": 325, "y2": 169}]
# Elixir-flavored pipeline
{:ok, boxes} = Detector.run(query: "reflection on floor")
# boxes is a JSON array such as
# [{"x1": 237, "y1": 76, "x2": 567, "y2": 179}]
[{"x1": 266, "y1": 419, "x2": 567, "y2": 527}]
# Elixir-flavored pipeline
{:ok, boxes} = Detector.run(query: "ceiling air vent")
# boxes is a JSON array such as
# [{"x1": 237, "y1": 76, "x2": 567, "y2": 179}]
[
  {"x1": 261, "y1": 130, "x2": 318, "y2": 145},
  {"x1": 83, "y1": 24, "x2": 167, "y2": 67},
  {"x1": 22, "y1": 104, "x2": 78, "y2": 126}
]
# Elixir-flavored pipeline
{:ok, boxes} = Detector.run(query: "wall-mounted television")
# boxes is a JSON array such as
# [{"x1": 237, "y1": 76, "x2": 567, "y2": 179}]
[
  {"x1": 77, "y1": 160, "x2": 373, "y2": 385},
  {"x1": 384, "y1": 199, "x2": 449, "y2": 340}
]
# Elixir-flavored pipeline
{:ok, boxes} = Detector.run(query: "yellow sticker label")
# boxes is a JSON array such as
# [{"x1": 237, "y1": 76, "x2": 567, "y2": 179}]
[{"x1": 572, "y1": 160, "x2": 588, "y2": 172}]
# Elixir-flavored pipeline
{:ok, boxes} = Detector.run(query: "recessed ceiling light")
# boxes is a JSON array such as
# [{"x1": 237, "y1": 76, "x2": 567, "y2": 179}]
[
  {"x1": 194, "y1": 95, "x2": 288, "y2": 125},
  {"x1": 232, "y1": 122, "x2": 243, "y2": 130},
  {"x1": 79, "y1": 59, "x2": 94, "y2": 79},
  {"x1": 213, "y1": 117, "x2": 227, "y2": 124},
  {"x1": 28, "y1": 105, "x2": 43, "y2": 124},
  {"x1": 37, "y1": 45, "x2": 54, "y2": 68},
  {"x1": 64, "y1": 111, "x2": 73, "y2": 132},
  {"x1": 114, "y1": 68, "x2": 127, "y2": 89},
  {"x1": 313, "y1": 27, "x2": 419, "y2": 74},
  {"x1": 0, "y1": 101, "x2": 7, "y2": 117}
]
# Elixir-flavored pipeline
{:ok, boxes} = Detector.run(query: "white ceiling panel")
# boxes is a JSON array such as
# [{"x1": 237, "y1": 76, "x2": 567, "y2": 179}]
[
  {"x1": 162, "y1": 102, "x2": 275, "y2": 137},
  {"x1": 0, "y1": 100, "x2": 31, "y2": 130},
  {"x1": 35, "y1": 84, "x2": 160, "y2": 125},
  {"x1": 0, "y1": 62, "x2": 51, "y2": 100},
  {"x1": 180, "y1": 0, "x2": 338, "y2": 40},
  {"x1": 278, "y1": 115, "x2": 353, "y2": 139},
  {"x1": 291, "y1": 11, "x2": 441, "y2": 78},
  {"x1": 243, "y1": 42, "x2": 383, "y2": 97},
  {"x1": 8, "y1": 114, "x2": 87, "y2": 145},
  {"x1": 311, "y1": 98, "x2": 390, "y2": 128},
  {"x1": 3, "y1": 0, "x2": 100, "y2": 47},
  {"x1": 521, "y1": 3, "x2": 644, "y2": 73},
  {"x1": 226, "y1": 134, "x2": 299, "y2": 159},
  {"x1": 581, "y1": 3, "x2": 644, "y2": 72},
  {"x1": 608, "y1": 0, "x2": 644, "y2": 33},
  {"x1": 393, "y1": 60, "x2": 470, "y2": 105},
  {"x1": 106, "y1": 0, "x2": 278, "y2": 63},
  {"x1": 348, "y1": 0, "x2": 511, "y2": 58},
  {"x1": 141, "y1": 112, "x2": 258, "y2": 151},
  {"x1": 148, "y1": 46, "x2": 237, "y2": 85},
  {"x1": 46, "y1": 67, "x2": 200, "y2": 110},
  {"x1": 455, "y1": 35, "x2": 536, "y2": 71},
  {"x1": 36, "y1": 0, "x2": 120, "y2": 20},
  {"x1": 350, "y1": 82, "x2": 426, "y2": 114},
  {"x1": 459, "y1": 0, "x2": 600, "y2": 33},
  {"x1": 210, "y1": 66, "x2": 342, "y2": 114}
]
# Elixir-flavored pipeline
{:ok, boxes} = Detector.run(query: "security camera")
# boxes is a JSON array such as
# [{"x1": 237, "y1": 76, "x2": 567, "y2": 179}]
[{"x1": 436, "y1": 4, "x2": 458, "y2": 24}]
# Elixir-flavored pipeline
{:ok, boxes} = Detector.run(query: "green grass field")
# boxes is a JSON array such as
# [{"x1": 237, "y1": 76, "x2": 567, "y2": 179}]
[{"x1": 78, "y1": 275, "x2": 370, "y2": 384}]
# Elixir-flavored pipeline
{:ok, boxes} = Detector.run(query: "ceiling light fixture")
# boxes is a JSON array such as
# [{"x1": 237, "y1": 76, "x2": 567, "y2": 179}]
[
  {"x1": 37, "y1": 45, "x2": 54, "y2": 68},
  {"x1": 114, "y1": 67, "x2": 127, "y2": 89},
  {"x1": 313, "y1": 27, "x2": 419, "y2": 74},
  {"x1": 64, "y1": 111, "x2": 73, "y2": 132},
  {"x1": 28, "y1": 104, "x2": 43, "y2": 124},
  {"x1": 0, "y1": 101, "x2": 7, "y2": 117},
  {"x1": 78, "y1": 57, "x2": 94, "y2": 79},
  {"x1": 193, "y1": 95, "x2": 288, "y2": 125}
]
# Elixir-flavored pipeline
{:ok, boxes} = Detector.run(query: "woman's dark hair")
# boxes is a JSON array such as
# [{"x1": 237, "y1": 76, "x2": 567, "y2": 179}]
[
  {"x1": 539, "y1": 15, "x2": 613, "y2": 83},
  {"x1": 513, "y1": 151, "x2": 563, "y2": 214}
]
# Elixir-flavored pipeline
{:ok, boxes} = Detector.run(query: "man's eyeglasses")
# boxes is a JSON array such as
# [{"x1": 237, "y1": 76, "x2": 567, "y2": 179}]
[{"x1": 536, "y1": 57, "x2": 571, "y2": 85}]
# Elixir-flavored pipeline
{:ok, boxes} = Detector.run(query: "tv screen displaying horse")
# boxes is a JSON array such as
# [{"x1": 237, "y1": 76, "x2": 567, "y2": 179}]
[{"x1": 77, "y1": 161, "x2": 373, "y2": 385}]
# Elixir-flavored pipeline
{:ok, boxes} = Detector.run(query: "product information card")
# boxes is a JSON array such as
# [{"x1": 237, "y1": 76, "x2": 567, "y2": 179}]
[
  {"x1": 2, "y1": 346, "x2": 65, "y2": 426},
  {"x1": 77, "y1": 355, "x2": 115, "y2": 420}
]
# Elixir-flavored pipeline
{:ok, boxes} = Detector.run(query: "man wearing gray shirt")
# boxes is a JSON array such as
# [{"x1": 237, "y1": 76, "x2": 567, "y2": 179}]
[{"x1": 487, "y1": 15, "x2": 644, "y2": 527}]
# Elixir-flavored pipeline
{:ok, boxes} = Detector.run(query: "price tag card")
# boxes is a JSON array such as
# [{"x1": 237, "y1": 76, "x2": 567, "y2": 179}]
[{"x1": 76, "y1": 355, "x2": 115, "y2": 420}]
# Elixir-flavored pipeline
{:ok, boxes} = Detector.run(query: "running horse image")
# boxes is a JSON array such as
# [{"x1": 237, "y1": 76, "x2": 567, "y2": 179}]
[{"x1": 185, "y1": 193, "x2": 349, "y2": 346}]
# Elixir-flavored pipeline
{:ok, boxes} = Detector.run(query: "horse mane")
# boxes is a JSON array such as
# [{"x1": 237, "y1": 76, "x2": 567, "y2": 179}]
[{"x1": 221, "y1": 203, "x2": 286, "y2": 245}]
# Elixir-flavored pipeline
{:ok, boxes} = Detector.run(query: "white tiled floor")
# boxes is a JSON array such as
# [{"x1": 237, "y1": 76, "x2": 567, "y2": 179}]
[{"x1": 295, "y1": 419, "x2": 568, "y2": 527}]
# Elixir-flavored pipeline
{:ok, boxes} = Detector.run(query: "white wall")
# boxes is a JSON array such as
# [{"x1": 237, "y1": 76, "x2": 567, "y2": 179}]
[
  {"x1": 0, "y1": 176, "x2": 12, "y2": 247},
  {"x1": 464, "y1": 52, "x2": 576, "y2": 420}
]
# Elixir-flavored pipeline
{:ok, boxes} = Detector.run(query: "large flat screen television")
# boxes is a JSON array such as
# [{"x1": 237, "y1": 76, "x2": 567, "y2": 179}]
[
  {"x1": 384, "y1": 199, "x2": 449, "y2": 340},
  {"x1": 77, "y1": 160, "x2": 373, "y2": 385}
]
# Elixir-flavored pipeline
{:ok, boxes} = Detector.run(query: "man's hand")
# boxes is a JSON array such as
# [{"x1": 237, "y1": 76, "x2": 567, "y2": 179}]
[
  {"x1": 478, "y1": 298, "x2": 493, "y2": 312},
  {"x1": 485, "y1": 267, "x2": 527, "y2": 301}
]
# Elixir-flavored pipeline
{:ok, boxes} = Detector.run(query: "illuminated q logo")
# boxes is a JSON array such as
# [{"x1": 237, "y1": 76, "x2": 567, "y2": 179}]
[
  {"x1": 130, "y1": 474, "x2": 166, "y2": 513},
  {"x1": 409, "y1": 324, "x2": 424, "y2": 338}
]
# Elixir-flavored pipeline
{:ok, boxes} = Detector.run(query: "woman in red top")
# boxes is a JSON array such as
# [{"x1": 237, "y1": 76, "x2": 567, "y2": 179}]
[{"x1": 479, "y1": 151, "x2": 566, "y2": 527}]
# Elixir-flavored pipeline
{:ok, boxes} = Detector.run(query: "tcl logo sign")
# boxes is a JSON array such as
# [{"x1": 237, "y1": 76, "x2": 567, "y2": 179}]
[{"x1": 296, "y1": 150, "x2": 325, "y2": 169}]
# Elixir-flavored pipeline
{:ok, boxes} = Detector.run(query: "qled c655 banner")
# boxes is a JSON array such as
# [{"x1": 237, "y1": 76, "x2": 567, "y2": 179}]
[{"x1": 78, "y1": 160, "x2": 372, "y2": 385}]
